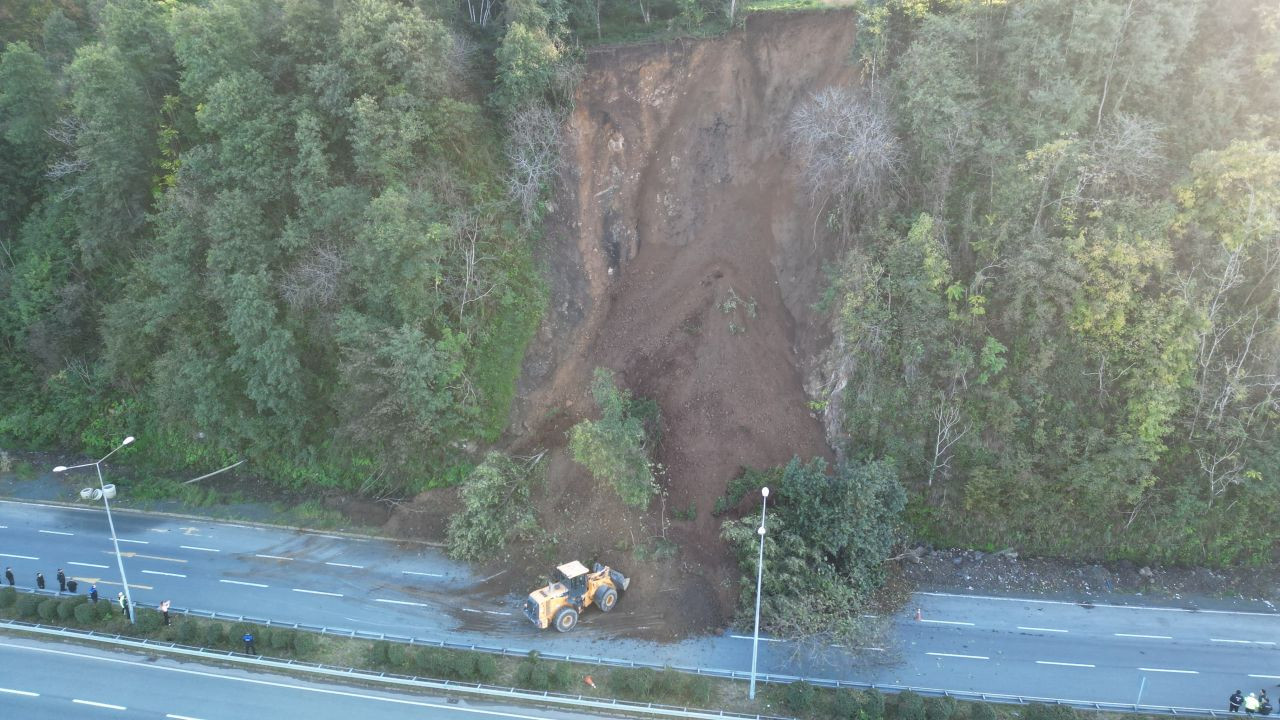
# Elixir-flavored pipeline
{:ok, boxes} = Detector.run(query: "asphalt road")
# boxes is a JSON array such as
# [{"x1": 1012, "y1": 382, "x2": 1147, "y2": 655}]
[
  {"x1": 2, "y1": 498, "x2": 1277, "y2": 710},
  {"x1": 0, "y1": 634, "x2": 618, "y2": 720}
]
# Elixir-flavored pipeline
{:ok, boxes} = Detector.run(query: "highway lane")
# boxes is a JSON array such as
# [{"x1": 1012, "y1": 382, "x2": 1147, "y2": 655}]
[
  {"x1": 0, "y1": 635, "x2": 616, "y2": 720},
  {"x1": 2, "y1": 498, "x2": 1275, "y2": 709}
]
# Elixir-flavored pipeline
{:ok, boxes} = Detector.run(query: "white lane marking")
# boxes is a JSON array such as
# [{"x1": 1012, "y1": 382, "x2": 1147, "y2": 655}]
[
  {"x1": 292, "y1": 588, "x2": 342, "y2": 597},
  {"x1": 402, "y1": 570, "x2": 443, "y2": 578},
  {"x1": 0, "y1": 525, "x2": 6, "y2": 529},
  {"x1": 0, "y1": 687, "x2": 39, "y2": 697},
  {"x1": 858, "y1": 647, "x2": 887, "y2": 652},
  {"x1": 729, "y1": 634, "x2": 783, "y2": 642},
  {"x1": 167, "y1": 715, "x2": 205, "y2": 720},
  {"x1": 921, "y1": 619, "x2": 975, "y2": 626},
  {"x1": 68, "y1": 562, "x2": 110, "y2": 569},
  {"x1": 462, "y1": 608, "x2": 482, "y2": 614},
  {"x1": 179, "y1": 545, "x2": 219, "y2": 553},
  {"x1": 1037, "y1": 660, "x2": 1096, "y2": 668},
  {"x1": 1250, "y1": 674, "x2": 1280, "y2": 679},
  {"x1": 917, "y1": 590, "x2": 1280, "y2": 617},
  {"x1": 39, "y1": 529, "x2": 74, "y2": 536},
  {"x1": 1115, "y1": 633, "x2": 1172, "y2": 639},
  {"x1": 324, "y1": 562, "x2": 364, "y2": 569},
  {"x1": 220, "y1": 580, "x2": 268, "y2": 588},
  {"x1": 1211, "y1": 638, "x2": 1253, "y2": 644},
  {"x1": 116, "y1": 539, "x2": 148, "y2": 545},
  {"x1": 0, "y1": 553, "x2": 38, "y2": 560},
  {"x1": 1257, "y1": 642, "x2": 1278, "y2": 646},
  {"x1": 927, "y1": 652, "x2": 989, "y2": 660},
  {"x1": 314, "y1": 535, "x2": 344, "y2": 541},
  {"x1": 73, "y1": 699, "x2": 127, "y2": 710},
  {"x1": 254, "y1": 554, "x2": 292, "y2": 561},
  {"x1": 1019, "y1": 626, "x2": 1069, "y2": 633},
  {"x1": 484, "y1": 611, "x2": 512, "y2": 616},
  {"x1": 142, "y1": 570, "x2": 187, "y2": 578},
  {"x1": 0, "y1": 640, "x2": 563, "y2": 720},
  {"x1": 375, "y1": 599, "x2": 428, "y2": 607},
  {"x1": 1139, "y1": 667, "x2": 1198, "y2": 674}
]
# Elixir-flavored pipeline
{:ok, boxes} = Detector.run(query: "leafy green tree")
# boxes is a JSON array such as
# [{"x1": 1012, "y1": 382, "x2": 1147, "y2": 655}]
[
  {"x1": 569, "y1": 368, "x2": 659, "y2": 508},
  {"x1": 446, "y1": 452, "x2": 542, "y2": 561}
]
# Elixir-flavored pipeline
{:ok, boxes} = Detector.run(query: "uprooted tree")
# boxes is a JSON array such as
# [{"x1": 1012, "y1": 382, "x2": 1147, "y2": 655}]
[{"x1": 569, "y1": 367, "x2": 660, "y2": 509}]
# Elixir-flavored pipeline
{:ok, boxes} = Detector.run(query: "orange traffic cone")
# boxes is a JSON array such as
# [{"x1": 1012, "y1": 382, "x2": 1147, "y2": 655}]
[
  {"x1": 584, "y1": 675, "x2": 597, "y2": 689},
  {"x1": 915, "y1": 607, "x2": 922, "y2": 621}
]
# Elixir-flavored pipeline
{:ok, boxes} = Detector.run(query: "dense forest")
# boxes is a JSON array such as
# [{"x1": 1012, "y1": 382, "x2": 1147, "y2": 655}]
[{"x1": 2, "y1": 0, "x2": 1278, "y2": 574}]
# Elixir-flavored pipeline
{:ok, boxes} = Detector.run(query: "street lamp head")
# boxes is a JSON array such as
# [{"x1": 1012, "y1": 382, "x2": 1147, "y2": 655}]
[
  {"x1": 53, "y1": 466, "x2": 68, "y2": 473},
  {"x1": 761, "y1": 486, "x2": 769, "y2": 498},
  {"x1": 122, "y1": 436, "x2": 135, "y2": 446},
  {"x1": 757, "y1": 525, "x2": 766, "y2": 536}
]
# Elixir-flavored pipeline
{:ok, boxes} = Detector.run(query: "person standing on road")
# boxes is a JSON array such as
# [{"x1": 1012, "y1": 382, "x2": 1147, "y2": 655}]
[
  {"x1": 1234, "y1": 691, "x2": 1246, "y2": 712},
  {"x1": 4, "y1": 567, "x2": 13, "y2": 586},
  {"x1": 89, "y1": 584, "x2": 98, "y2": 603},
  {"x1": 35, "y1": 571, "x2": 44, "y2": 589},
  {"x1": 117, "y1": 591, "x2": 128, "y2": 617},
  {"x1": 159, "y1": 599, "x2": 171, "y2": 626},
  {"x1": 1246, "y1": 692, "x2": 1261, "y2": 715},
  {"x1": 56, "y1": 568, "x2": 66, "y2": 592},
  {"x1": 243, "y1": 632, "x2": 256, "y2": 655}
]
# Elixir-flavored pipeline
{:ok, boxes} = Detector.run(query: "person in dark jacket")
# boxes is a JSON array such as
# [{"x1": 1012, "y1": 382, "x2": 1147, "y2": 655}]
[
  {"x1": 243, "y1": 632, "x2": 256, "y2": 654},
  {"x1": 35, "y1": 572, "x2": 44, "y2": 589},
  {"x1": 1234, "y1": 691, "x2": 1246, "y2": 713},
  {"x1": 56, "y1": 568, "x2": 66, "y2": 592},
  {"x1": 3, "y1": 567, "x2": 12, "y2": 586},
  {"x1": 89, "y1": 585, "x2": 98, "y2": 603}
]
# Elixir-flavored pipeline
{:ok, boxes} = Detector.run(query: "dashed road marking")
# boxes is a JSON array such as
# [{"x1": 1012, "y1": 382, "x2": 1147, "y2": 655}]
[
  {"x1": 179, "y1": 545, "x2": 220, "y2": 553},
  {"x1": 39, "y1": 530, "x2": 74, "y2": 536},
  {"x1": 314, "y1": 535, "x2": 345, "y2": 541},
  {"x1": 1037, "y1": 661, "x2": 1095, "y2": 668},
  {"x1": 375, "y1": 599, "x2": 428, "y2": 607},
  {"x1": 167, "y1": 715, "x2": 205, "y2": 720},
  {"x1": 927, "y1": 652, "x2": 988, "y2": 660},
  {"x1": 68, "y1": 562, "x2": 109, "y2": 569},
  {"x1": 0, "y1": 687, "x2": 38, "y2": 697},
  {"x1": 1249, "y1": 674, "x2": 1280, "y2": 680},
  {"x1": 324, "y1": 562, "x2": 364, "y2": 569},
  {"x1": 921, "y1": 619, "x2": 975, "y2": 626},
  {"x1": 293, "y1": 588, "x2": 342, "y2": 597},
  {"x1": 1115, "y1": 633, "x2": 1172, "y2": 640},
  {"x1": 402, "y1": 570, "x2": 443, "y2": 578},
  {"x1": 142, "y1": 570, "x2": 187, "y2": 578},
  {"x1": 462, "y1": 608, "x2": 482, "y2": 614},
  {"x1": 254, "y1": 554, "x2": 292, "y2": 561},
  {"x1": 1212, "y1": 638, "x2": 1253, "y2": 644},
  {"x1": 116, "y1": 539, "x2": 148, "y2": 545},
  {"x1": 0, "y1": 553, "x2": 38, "y2": 560},
  {"x1": 1019, "y1": 626, "x2": 1069, "y2": 633},
  {"x1": 1138, "y1": 667, "x2": 1198, "y2": 674},
  {"x1": 73, "y1": 699, "x2": 127, "y2": 710},
  {"x1": 484, "y1": 610, "x2": 512, "y2": 616},
  {"x1": 220, "y1": 579, "x2": 268, "y2": 588}
]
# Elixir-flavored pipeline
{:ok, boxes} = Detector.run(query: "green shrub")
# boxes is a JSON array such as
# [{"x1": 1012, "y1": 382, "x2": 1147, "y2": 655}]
[
  {"x1": 369, "y1": 640, "x2": 391, "y2": 665},
  {"x1": 74, "y1": 602, "x2": 97, "y2": 624},
  {"x1": 292, "y1": 632, "x2": 319, "y2": 655},
  {"x1": 415, "y1": 647, "x2": 447, "y2": 676},
  {"x1": 204, "y1": 622, "x2": 226, "y2": 647},
  {"x1": 136, "y1": 609, "x2": 164, "y2": 632},
  {"x1": 37, "y1": 598, "x2": 58, "y2": 621},
  {"x1": 0, "y1": 586, "x2": 16, "y2": 608},
  {"x1": 176, "y1": 618, "x2": 201, "y2": 644},
  {"x1": 969, "y1": 703, "x2": 997, "y2": 720},
  {"x1": 14, "y1": 593, "x2": 38, "y2": 617},
  {"x1": 56, "y1": 597, "x2": 77, "y2": 621},
  {"x1": 609, "y1": 667, "x2": 657, "y2": 701},
  {"x1": 863, "y1": 689, "x2": 886, "y2": 720},
  {"x1": 1023, "y1": 704, "x2": 1076, "y2": 720},
  {"x1": 474, "y1": 654, "x2": 498, "y2": 682},
  {"x1": 926, "y1": 696, "x2": 957, "y2": 720},
  {"x1": 518, "y1": 661, "x2": 550, "y2": 690},
  {"x1": 449, "y1": 652, "x2": 477, "y2": 681},
  {"x1": 896, "y1": 691, "x2": 926, "y2": 720},
  {"x1": 95, "y1": 600, "x2": 114, "y2": 621},
  {"x1": 830, "y1": 689, "x2": 861, "y2": 719},
  {"x1": 386, "y1": 642, "x2": 409, "y2": 668},
  {"x1": 229, "y1": 623, "x2": 254, "y2": 648},
  {"x1": 269, "y1": 628, "x2": 293, "y2": 650},
  {"x1": 785, "y1": 681, "x2": 817, "y2": 713},
  {"x1": 550, "y1": 663, "x2": 573, "y2": 691},
  {"x1": 446, "y1": 452, "x2": 540, "y2": 562}
]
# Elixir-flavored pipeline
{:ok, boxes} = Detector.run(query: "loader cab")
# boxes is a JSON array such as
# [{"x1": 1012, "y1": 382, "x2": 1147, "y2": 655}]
[{"x1": 554, "y1": 560, "x2": 589, "y2": 603}]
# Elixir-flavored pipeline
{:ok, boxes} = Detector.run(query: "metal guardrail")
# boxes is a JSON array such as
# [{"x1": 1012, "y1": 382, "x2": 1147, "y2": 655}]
[{"x1": 0, "y1": 586, "x2": 1227, "y2": 717}]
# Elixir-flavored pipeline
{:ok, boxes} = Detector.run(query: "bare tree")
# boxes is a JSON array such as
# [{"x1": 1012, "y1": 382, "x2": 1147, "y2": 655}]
[
  {"x1": 44, "y1": 116, "x2": 88, "y2": 180},
  {"x1": 280, "y1": 246, "x2": 344, "y2": 311},
  {"x1": 1197, "y1": 436, "x2": 1247, "y2": 508},
  {"x1": 927, "y1": 391, "x2": 968, "y2": 487},
  {"x1": 463, "y1": 0, "x2": 494, "y2": 26},
  {"x1": 788, "y1": 87, "x2": 903, "y2": 214},
  {"x1": 505, "y1": 102, "x2": 564, "y2": 225},
  {"x1": 450, "y1": 214, "x2": 497, "y2": 322}
]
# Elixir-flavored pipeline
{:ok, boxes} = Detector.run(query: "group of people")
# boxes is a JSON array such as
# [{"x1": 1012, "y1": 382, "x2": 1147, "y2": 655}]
[
  {"x1": 1231, "y1": 689, "x2": 1274, "y2": 715},
  {"x1": 5, "y1": 564, "x2": 171, "y2": 625}
]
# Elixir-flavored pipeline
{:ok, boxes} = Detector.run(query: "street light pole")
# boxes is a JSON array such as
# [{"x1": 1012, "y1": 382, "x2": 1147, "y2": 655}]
[
  {"x1": 748, "y1": 485, "x2": 769, "y2": 701},
  {"x1": 54, "y1": 436, "x2": 135, "y2": 624}
]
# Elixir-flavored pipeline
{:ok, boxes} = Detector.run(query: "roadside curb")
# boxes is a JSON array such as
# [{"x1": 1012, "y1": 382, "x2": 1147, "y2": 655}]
[{"x1": 0, "y1": 495, "x2": 445, "y2": 548}]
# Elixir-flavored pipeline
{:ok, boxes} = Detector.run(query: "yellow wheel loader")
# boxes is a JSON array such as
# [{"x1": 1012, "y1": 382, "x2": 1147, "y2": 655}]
[{"x1": 523, "y1": 561, "x2": 630, "y2": 632}]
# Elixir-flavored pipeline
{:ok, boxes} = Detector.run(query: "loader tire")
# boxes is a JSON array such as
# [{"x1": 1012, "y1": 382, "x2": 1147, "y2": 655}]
[
  {"x1": 595, "y1": 586, "x2": 618, "y2": 613},
  {"x1": 553, "y1": 606, "x2": 578, "y2": 632}
]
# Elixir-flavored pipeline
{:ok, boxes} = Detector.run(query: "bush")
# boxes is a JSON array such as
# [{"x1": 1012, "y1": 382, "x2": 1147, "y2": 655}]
[
  {"x1": 896, "y1": 691, "x2": 926, "y2": 720},
  {"x1": 136, "y1": 608, "x2": 164, "y2": 632},
  {"x1": 969, "y1": 703, "x2": 997, "y2": 720},
  {"x1": 204, "y1": 622, "x2": 226, "y2": 647},
  {"x1": 830, "y1": 689, "x2": 861, "y2": 719},
  {"x1": 0, "y1": 586, "x2": 16, "y2": 608},
  {"x1": 229, "y1": 623, "x2": 254, "y2": 648},
  {"x1": 785, "y1": 681, "x2": 817, "y2": 713},
  {"x1": 269, "y1": 628, "x2": 294, "y2": 651},
  {"x1": 386, "y1": 642, "x2": 409, "y2": 668},
  {"x1": 369, "y1": 640, "x2": 391, "y2": 665},
  {"x1": 415, "y1": 647, "x2": 447, "y2": 676},
  {"x1": 1023, "y1": 704, "x2": 1077, "y2": 720},
  {"x1": 516, "y1": 661, "x2": 550, "y2": 690},
  {"x1": 474, "y1": 654, "x2": 498, "y2": 682},
  {"x1": 292, "y1": 632, "x2": 318, "y2": 656},
  {"x1": 74, "y1": 602, "x2": 96, "y2": 625},
  {"x1": 863, "y1": 689, "x2": 886, "y2": 720},
  {"x1": 549, "y1": 663, "x2": 573, "y2": 691},
  {"x1": 57, "y1": 597, "x2": 78, "y2": 621},
  {"x1": 176, "y1": 618, "x2": 201, "y2": 644},
  {"x1": 37, "y1": 598, "x2": 59, "y2": 621},
  {"x1": 609, "y1": 667, "x2": 657, "y2": 701},
  {"x1": 926, "y1": 696, "x2": 957, "y2": 720}
]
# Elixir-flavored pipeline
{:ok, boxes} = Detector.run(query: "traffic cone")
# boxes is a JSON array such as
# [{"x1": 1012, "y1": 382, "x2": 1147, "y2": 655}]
[
  {"x1": 584, "y1": 675, "x2": 596, "y2": 689},
  {"x1": 915, "y1": 607, "x2": 922, "y2": 621}
]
